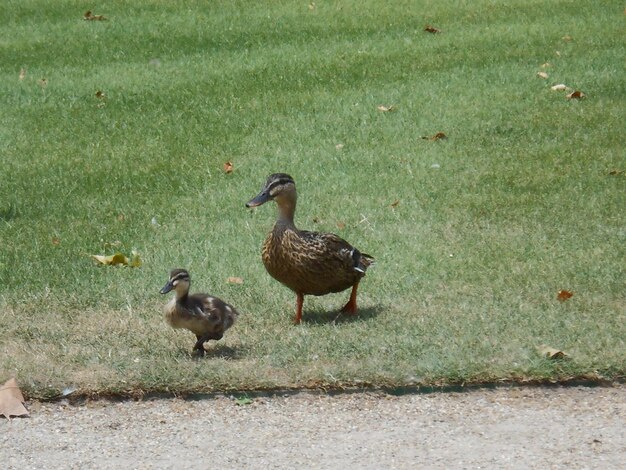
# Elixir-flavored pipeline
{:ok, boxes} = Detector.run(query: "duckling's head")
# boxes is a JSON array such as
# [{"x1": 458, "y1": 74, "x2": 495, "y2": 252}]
[
  {"x1": 246, "y1": 173, "x2": 297, "y2": 214},
  {"x1": 160, "y1": 269, "x2": 191, "y2": 297}
]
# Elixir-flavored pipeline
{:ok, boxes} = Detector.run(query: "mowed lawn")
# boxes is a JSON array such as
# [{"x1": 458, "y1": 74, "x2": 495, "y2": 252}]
[{"x1": 1, "y1": 0, "x2": 624, "y2": 398}]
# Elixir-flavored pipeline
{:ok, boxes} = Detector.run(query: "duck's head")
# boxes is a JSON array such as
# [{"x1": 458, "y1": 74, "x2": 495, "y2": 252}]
[
  {"x1": 160, "y1": 269, "x2": 191, "y2": 296},
  {"x1": 246, "y1": 173, "x2": 297, "y2": 212}
]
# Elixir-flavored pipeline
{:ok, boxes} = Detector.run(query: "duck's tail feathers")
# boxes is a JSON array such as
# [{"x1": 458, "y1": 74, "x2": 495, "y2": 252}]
[{"x1": 353, "y1": 249, "x2": 374, "y2": 273}]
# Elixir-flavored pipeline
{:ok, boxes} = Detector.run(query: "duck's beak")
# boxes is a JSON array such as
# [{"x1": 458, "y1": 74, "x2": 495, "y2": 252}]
[
  {"x1": 160, "y1": 280, "x2": 174, "y2": 294},
  {"x1": 246, "y1": 191, "x2": 270, "y2": 208}
]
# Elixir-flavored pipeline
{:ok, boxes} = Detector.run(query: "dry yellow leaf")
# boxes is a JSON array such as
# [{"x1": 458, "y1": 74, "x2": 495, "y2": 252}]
[
  {"x1": 19, "y1": 68, "x2": 26, "y2": 80},
  {"x1": 38, "y1": 78, "x2": 48, "y2": 88},
  {"x1": 129, "y1": 251, "x2": 142, "y2": 268},
  {"x1": 551, "y1": 84, "x2": 569, "y2": 91},
  {"x1": 227, "y1": 276, "x2": 244, "y2": 284},
  {"x1": 537, "y1": 344, "x2": 568, "y2": 360},
  {"x1": 0, "y1": 378, "x2": 29, "y2": 419},
  {"x1": 377, "y1": 105, "x2": 395, "y2": 112},
  {"x1": 223, "y1": 161, "x2": 234, "y2": 174},
  {"x1": 92, "y1": 253, "x2": 129, "y2": 266},
  {"x1": 566, "y1": 90, "x2": 585, "y2": 100},
  {"x1": 537, "y1": 72, "x2": 549, "y2": 79},
  {"x1": 84, "y1": 10, "x2": 107, "y2": 21},
  {"x1": 91, "y1": 251, "x2": 141, "y2": 267}
]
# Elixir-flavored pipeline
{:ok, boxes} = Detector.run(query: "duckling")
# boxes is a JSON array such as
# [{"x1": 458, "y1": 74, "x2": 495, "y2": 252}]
[
  {"x1": 246, "y1": 173, "x2": 373, "y2": 324},
  {"x1": 160, "y1": 269, "x2": 239, "y2": 356}
]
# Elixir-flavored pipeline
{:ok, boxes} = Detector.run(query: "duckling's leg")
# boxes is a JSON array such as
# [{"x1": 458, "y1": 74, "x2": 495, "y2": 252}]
[
  {"x1": 192, "y1": 332, "x2": 224, "y2": 357},
  {"x1": 294, "y1": 293, "x2": 304, "y2": 324},
  {"x1": 192, "y1": 335, "x2": 206, "y2": 357},
  {"x1": 340, "y1": 281, "x2": 360, "y2": 315}
]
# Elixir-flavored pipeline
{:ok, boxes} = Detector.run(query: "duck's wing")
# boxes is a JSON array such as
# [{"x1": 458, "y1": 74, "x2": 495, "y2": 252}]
[
  {"x1": 298, "y1": 230, "x2": 374, "y2": 274},
  {"x1": 193, "y1": 294, "x2": 239, "y2": 328}
]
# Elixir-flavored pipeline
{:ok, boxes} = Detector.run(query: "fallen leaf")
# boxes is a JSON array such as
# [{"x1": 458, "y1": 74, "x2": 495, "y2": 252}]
[
  {"x1": 377, "y1": 105, "x2": 395, "y2": 112},
  {"x1": 19, "y1": 68, "x2": 26, "y2": 80},
  {"x1": 223, "y1": 161, "x2": 233, "y2": 174},
  {"x1": 95, "y1": 90, "x2": 106, "y2": 99},
  {"x1": 92, "y1": 253, "x2": 128, "y2": 266},
  {"x1": 390, "y1": 200, "x2": 400, "y2": 208},
  {"x1": 557, "y1": 289, "x2": 574, "y2": 301},
  {"x1": 422, "y1": 132, "x2": 447, "y2": 141},
  {"x1": 566, "y1": 90, "x2": 585, "y2": 99},
  {"x1": 551, "y1": 84, "x2": 569, "y2": 91},
  {"x1": 227, "y1": 276, "x2": 244, "y2": 284},
  {"x1": 38, "y1": 78, "x2": 48, "y2": 88},
  {"x1": 129, "y1": 251, "x2": 142, "y2": 268},
  {"x1": 51, "y1": 237, "x2": 61, "y2": 246},
  {"x1": 312, "y1": 217, "x2": 321, "y2": 224},
  {"x1": 537, "y1": 71, "x2": 549, "y2": 79},
  {"x1": 536, "y1": 344, "x2": 568, "y2": 360},
  {"x1": 336, "y1": 221, "x2": 346, "y2": 230},
  {"x1": 84, "y1": 10, "x2": 107, "y2": 21},
  {"x1": 117, "y1": 214, "x2": 125, "y2": 221},
  {"x1": 555, "y1": 50, "x2": 561, "y2": 57},
  {"x1": 308, "y1": 2, "x2": 316, "y2": 10},
  {"x1": 335, "y1": 143, "x2": 344, "y2": 150},
  {"x1": 0, "y1": 378, "x2": 29, "y2": 419},
  {"x1": 234, "y1": 395, "x2": 253, "y2": 406},
  {"x1": 540, "y1": 62, "x2": 552, "y2": 68},
  {"x1": 562, "y1": 35, "x2": 573, "y2": 42},
  {"x1": 608, "y1": 169, "x2": 624, "y2": 176},
  {"x1": 424, "y1": 25, "x2": 441, "y2": 33}
]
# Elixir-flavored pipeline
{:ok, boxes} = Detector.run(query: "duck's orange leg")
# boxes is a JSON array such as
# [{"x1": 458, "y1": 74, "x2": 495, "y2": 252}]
[
  {"x1": 341, "y1": 282, "x2": 359, "y2": 315},
  {"x1": 294, "y1": 293, "x2": 304, "y2": 324}
]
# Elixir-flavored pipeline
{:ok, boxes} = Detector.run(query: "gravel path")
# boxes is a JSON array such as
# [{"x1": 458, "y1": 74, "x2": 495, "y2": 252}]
[{"x1": 3, "y1": 385, "x2": 625, "y2": 469}]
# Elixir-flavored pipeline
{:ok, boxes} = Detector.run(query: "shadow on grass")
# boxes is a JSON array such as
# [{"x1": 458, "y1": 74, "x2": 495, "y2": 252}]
[
  {"x1": 301, "y1": 304, "x2": 385, "y2": 326},
  {"x1": 175, "y1": 344, "x2": 248, "y2": 360}
]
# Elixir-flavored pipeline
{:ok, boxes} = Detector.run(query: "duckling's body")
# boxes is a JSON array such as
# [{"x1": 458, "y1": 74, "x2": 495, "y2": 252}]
[
  {"x1": 246, "y1": 173, "x2": 373, "y2": 324},
  {"x1": 160, "y1": 269, "x2": 239, "y2": 356}
]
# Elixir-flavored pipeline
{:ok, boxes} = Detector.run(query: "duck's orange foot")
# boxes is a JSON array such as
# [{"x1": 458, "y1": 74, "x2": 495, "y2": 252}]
[
  {"x1": 340, "y1": 300, "x2": 358, "y2": 315},
  {"x1": 340, "y1": 283, "x2": 359, "y2": 315},
  {"x1": 293, "y1": 293, "x2": 304, "y2": 325}
]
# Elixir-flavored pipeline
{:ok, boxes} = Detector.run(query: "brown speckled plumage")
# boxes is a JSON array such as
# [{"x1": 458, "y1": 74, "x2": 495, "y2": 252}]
[
  {"x1": 160, "y1": 269, "x2": 239, "y2": 356},
  {"x1": 246, "y1": 173, "x2": 373, "y2": 323}
]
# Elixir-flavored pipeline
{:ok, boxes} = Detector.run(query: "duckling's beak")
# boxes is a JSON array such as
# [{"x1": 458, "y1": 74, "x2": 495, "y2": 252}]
[
  {"x1": 160, "y1": 280, "x2": 174, "y2": 294},
  {"x1": 246, "y1": 191, "x2": 271, "y2": 208}
]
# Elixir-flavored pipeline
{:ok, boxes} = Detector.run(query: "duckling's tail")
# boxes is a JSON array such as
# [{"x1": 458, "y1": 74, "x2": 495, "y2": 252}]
[{"x1": 353, "y1": 249, "x2": 374, "y2": 274}]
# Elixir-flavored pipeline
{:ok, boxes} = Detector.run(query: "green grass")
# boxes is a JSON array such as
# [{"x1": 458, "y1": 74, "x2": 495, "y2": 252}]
[{"x1": 1, "y1": 0, "x2": 624, "y2": 399}]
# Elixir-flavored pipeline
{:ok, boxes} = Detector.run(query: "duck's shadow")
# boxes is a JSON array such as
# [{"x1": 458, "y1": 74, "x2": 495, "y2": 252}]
[
  {"x1": 179, "y1": 344, "x2": 246, "y2": 360},
  {"x1": 301, "y1": 304, "x2": 384, "y2": 326}
]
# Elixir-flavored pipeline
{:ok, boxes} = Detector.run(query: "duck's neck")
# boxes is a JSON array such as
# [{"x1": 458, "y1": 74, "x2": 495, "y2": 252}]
[
  {"x1": 175, "y1": 288, "x2": 189, "y2": 303},
  {"x1": 276, "y1": 199, "x2": 297, "y2": 227}
]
